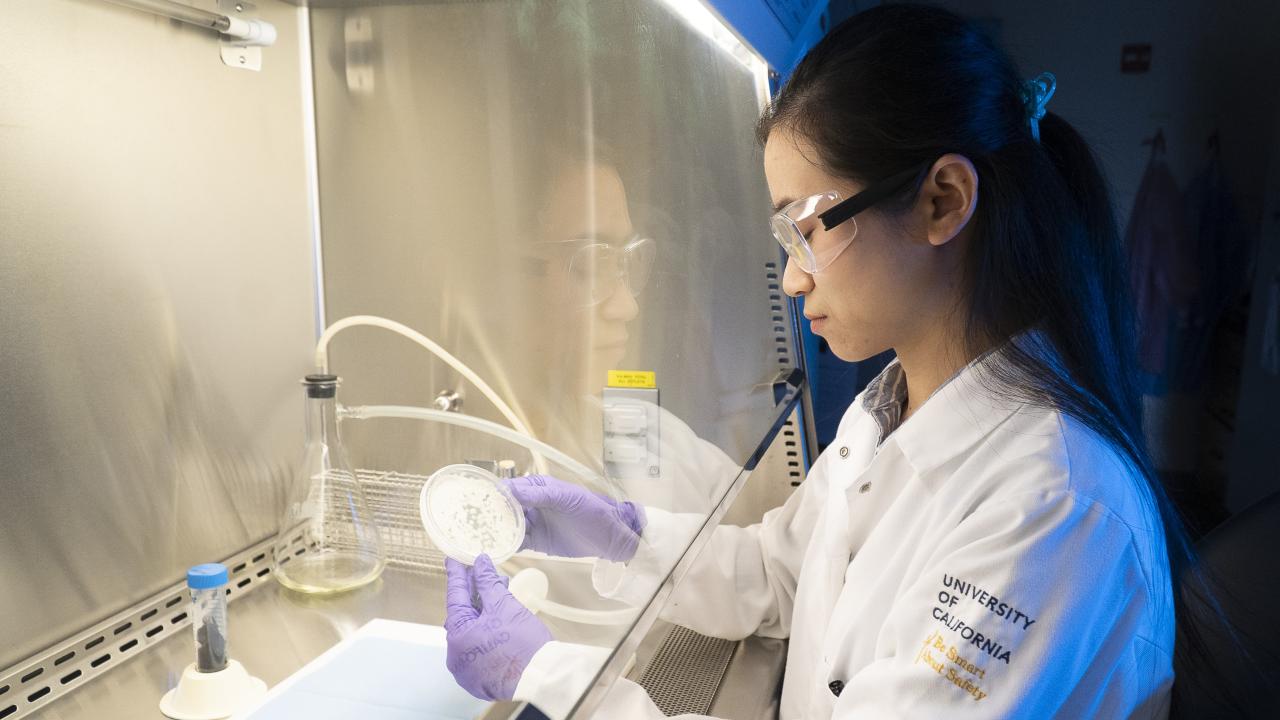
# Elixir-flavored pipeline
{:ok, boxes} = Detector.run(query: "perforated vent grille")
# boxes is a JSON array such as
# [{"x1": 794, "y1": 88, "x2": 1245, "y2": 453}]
[
  {"x1": 637, "y1": 626, "x2": 737, "y2": 716},
  {"x1": 765, "y1": 260, "x2": 805, "y2": 488},
  {"x1": 762, "y1": 260, "x2": 803, "y2": 484},
  {"x1": 781, "y1": 414, "x2": 805, "y2": 487},
  {"x1": 766, "y1": 260, "x2": 791, "y2": 369}
]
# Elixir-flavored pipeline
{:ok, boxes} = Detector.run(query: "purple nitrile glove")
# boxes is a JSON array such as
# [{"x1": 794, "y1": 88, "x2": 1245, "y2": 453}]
[
  {"x1": 504, "y1": 475, "x2": 646, "y2": 563},
  {"x1": 444, "y1": 554, "x2": 552, "y2": 702}
]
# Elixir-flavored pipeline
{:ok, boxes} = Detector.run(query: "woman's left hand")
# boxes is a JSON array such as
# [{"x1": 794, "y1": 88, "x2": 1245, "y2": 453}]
[
  {"x1": 505, "y1": 474, "x2": 646, "y2": 562},
  {"x1": 444, "y1": 554, "x2": 553, "y2": 701}
]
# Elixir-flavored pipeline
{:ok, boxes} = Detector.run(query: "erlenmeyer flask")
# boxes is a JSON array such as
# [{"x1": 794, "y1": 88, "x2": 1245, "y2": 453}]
[{"x1": 272, "y1": 374, "x2": 384, "y2": 594}]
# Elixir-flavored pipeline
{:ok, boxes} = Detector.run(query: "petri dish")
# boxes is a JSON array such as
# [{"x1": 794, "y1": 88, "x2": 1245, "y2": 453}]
[{"x1": 420, "y1": 464, "x2": 526, "y2": 565}]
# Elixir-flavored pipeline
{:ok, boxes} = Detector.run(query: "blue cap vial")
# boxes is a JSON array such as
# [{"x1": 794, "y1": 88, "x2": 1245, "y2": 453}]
[{"x1": 187, "y1": 563, "x2": 229, "y2": 590}]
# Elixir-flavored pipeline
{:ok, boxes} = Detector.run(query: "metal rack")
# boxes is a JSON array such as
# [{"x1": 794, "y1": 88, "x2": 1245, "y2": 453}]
[{"x1": 354, "y1": 469, "x2": 447, "y2": 575}]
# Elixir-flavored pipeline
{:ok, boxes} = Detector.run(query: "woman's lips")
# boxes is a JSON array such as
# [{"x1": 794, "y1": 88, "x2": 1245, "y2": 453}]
[{"x1": 806, "y1": 315, "x2": 827, "y2": 333}]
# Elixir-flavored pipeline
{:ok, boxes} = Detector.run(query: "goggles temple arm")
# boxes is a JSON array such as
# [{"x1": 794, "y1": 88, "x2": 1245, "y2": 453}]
[{"x1": 818, "y1": 159, "x2": 933, "y2": 231}]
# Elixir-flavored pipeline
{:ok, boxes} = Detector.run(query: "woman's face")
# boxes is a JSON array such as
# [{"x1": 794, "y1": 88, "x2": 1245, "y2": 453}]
[
  {"x1": 530, "y1": 162, "x2": 642, "y2": 392},
  {"x1": 763, "y1": 127, "x2": 961, "y2": 362}
]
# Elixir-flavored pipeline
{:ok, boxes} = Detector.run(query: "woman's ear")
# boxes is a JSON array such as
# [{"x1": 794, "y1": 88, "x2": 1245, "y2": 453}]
[{"x1": 916, "y1": 153, "x2": 979, "y2": 247}]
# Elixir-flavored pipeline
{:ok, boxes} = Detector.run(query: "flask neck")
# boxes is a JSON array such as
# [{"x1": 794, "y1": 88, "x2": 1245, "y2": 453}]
[{"x1": 304, "y1": 394, "x2": 341, "y2": 445}]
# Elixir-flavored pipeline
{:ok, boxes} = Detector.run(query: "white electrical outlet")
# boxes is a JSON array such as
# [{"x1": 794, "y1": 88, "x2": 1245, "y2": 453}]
[{"x1": 603, "y1": 386, "x2": 661, "y2": 481}]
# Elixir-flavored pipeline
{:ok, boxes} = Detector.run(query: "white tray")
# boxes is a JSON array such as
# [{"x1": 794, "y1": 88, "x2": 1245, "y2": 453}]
[{"x1": 234, "y1": 619, "x2": 489, "y2": 720}]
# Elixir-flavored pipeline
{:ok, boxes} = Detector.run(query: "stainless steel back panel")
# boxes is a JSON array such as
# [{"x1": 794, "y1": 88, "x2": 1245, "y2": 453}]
[{"x1": 0, "y1": 0, "x2": 316, "y2": 671}]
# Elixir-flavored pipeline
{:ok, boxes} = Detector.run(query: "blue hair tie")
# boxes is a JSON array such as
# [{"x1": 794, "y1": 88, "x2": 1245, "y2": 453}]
[{"x1": 1021, "y1": 72, "x2": 1057, "y2": 142}]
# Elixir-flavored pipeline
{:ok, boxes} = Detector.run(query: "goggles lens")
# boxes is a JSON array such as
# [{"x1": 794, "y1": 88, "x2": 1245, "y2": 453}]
[
  {"x1": 565, "y1": 235, "x2": 656, "y2": 307},
  {"x1": 769, "y1": 191, "x2": 859, "y2": 273}
]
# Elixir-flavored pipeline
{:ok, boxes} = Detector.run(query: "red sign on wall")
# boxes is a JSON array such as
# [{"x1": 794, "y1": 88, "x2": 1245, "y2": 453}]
[{"x1": 1122, "y1": 44, "x2": 1152, "y2": 73}]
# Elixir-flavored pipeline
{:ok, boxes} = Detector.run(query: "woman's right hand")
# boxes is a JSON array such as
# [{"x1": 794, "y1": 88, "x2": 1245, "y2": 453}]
[{"x1": 504, "y1": 475, "x2": 646, "y2": 562}]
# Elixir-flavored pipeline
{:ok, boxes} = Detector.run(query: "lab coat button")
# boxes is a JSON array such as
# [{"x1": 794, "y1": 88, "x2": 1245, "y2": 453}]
[
  {"x1": 829, "y1": 680, "x2": 844, "y2": 697},
  {"x1": 838, "y1": 446, "x2": 849, "y2": 458}
]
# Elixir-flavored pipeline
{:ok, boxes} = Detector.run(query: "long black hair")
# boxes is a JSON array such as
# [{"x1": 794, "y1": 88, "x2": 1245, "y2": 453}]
[{"x1": 759, "y1": 2, "x2": 1213, "y2": 702}]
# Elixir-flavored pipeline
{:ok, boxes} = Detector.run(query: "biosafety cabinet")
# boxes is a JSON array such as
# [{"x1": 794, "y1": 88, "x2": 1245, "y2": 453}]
[{"x1": 0, "y1": 1, "x2": 817, "y2": 718}]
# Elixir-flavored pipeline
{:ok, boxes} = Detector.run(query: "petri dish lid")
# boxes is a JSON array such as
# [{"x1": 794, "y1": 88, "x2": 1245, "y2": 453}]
[{"x1": 420, "y1": 463, "x2": 526, "y2": 565}]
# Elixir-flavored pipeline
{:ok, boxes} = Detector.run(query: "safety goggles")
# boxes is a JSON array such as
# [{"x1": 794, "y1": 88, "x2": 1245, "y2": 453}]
[
  {"x1": 769, "y1": 160, "x2": 932, "y2": 273},
  {"x1": 528, "y1": 235, "x2": 656, "y2": 307}
]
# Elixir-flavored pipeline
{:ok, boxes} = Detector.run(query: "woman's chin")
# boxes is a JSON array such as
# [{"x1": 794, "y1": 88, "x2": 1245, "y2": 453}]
[
  {"x1": 826, "y1": 337, "x2": 889, "y2": 363},
  {"x1": 578, "y1": 351, "x2": 624, "y2": 393},
  {"x1": 594, "y1": 348, "x2": 626, "y2": 371}
]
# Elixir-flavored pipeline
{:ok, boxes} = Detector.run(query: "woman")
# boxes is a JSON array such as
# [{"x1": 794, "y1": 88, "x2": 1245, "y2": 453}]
[{"x1": 444, "y1": 5, "x2": 1180, "y2": 717}]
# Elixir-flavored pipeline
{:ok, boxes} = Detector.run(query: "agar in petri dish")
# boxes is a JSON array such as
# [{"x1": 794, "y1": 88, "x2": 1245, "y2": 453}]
[{"x1": 420, "y1": 464, "x2": 525, "y2": 564}]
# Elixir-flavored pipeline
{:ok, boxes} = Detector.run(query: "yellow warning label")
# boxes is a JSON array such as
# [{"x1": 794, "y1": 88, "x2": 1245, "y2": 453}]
[{"x1": 607, "y1": 370, "x2": 657, "y2": 389}]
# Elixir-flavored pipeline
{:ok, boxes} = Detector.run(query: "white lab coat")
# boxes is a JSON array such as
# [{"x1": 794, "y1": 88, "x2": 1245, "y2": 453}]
[{"x1": 516, "y1": 357, "x2": 1175, "y2": 719}]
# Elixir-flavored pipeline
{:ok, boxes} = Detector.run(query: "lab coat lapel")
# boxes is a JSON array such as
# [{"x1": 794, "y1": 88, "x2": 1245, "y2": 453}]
[
  {"x1": 793, "y1": 413, "x2": 879, "y2": 717},
  {"x1": 815, "y1": 413, "x2": 880, "y2": 632},
  {"x1": 819, "y1": 442, "x2": 922, "y2": 674}
]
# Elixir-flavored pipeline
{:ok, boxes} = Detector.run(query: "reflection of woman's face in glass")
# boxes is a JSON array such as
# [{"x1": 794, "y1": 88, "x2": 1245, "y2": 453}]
[{"x1": 527, "y1": 162, "x2": 650, "y2": 393}]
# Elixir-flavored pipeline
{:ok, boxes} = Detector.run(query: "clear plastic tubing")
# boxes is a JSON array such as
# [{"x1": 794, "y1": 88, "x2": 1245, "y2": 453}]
[
  {"x1": 187, "y1": 563, "x2": 229, "y2": 673},
  {"x1": 341, "y1": 404, "x2": 610, "y2": 494},
  {"x1": 313, "y1": 315, "x2": 548, "y2": 474}
]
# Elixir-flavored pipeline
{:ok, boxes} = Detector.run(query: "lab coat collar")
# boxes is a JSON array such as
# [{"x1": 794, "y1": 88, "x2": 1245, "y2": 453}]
[
  {"x1": 860, "y1": 361, "x2": 909, "y2": 445},
  {"x1": 881, "y1": 339, "x2": 1030, "y2": 479}
]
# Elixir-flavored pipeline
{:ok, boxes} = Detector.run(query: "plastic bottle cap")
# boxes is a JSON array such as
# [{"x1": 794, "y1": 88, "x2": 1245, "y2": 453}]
[
  {"x1": 302, "y1": 374, "x2": 340, "y2": 399},
  {"x1": 187, "y1": 563, "x2": 229, "y2": 590}
]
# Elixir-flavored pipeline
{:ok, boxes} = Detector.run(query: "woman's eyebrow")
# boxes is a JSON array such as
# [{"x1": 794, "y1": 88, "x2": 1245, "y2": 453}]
[{"x1": 772, "y1": 197, "x2": 796, "y2": 212}]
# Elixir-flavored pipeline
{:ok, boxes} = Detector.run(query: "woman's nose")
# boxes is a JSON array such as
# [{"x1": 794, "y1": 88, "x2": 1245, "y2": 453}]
[
  {"x1": 599, "y1": 282, "x2": 640, "y2": 322},
  {"x1": 782, "y1": 256, "x2": 814, "y2": 297}
]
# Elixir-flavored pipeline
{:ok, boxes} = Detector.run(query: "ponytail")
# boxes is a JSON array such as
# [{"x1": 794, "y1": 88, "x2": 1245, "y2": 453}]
[{"x1": 1037, "y1": 109, "x2": 1247, "y2": 715}]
